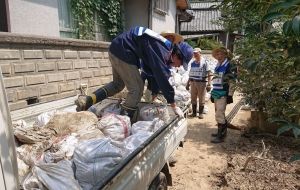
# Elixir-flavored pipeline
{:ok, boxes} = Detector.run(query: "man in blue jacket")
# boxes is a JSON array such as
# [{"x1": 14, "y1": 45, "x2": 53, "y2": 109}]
[{"x1": 75, "y1": 26, "x2": 193, "y2": 120}]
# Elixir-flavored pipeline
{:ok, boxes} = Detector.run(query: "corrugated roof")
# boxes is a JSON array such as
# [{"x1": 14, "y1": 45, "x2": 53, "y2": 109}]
[
  {"x1": 191, "y1": 2, "x2": 221, "y2": 9},
  {"x1": 180, "y1": 8, "x2": 223, "y2": 33}
]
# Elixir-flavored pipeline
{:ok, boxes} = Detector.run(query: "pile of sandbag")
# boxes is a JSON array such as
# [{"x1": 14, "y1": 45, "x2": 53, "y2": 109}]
[
  {"x1": 13, "y1": 100, "x2": 168, "y2": 190},
  {"x1": 13, "y1": 110, "x2": 103, "y2": 188},
  {"x1": 169, "y1": 66, "x2": 191, "y2": 106}
]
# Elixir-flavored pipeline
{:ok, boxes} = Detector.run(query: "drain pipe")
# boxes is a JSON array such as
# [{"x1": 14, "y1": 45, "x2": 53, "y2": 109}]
[
  {"x1": 148, "y1": 0, "x2": 152, "y2": 29},
  {"x1": 225, "y1": 32, "x2": 229, "y2": 49}
]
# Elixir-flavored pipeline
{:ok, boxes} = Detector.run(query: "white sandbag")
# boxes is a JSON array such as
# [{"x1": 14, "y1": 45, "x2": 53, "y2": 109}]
[
  {"x1": 174, "y1": 89, "x2": 190, "y2": 102},
  {"x1": 177, "y1": 66, "x2": 187, "y2": 75},
  {"x1": 33, "y1": 160, "x2": 81, "y2": 190},
  {"x1": 122, "y1": 131, "x2": 152, "y2": 156},
  {"x1": 131, "y1": 121, "x2": 153, "y2": 134},
  {"x1": 23, "y1": 172, "x2": 46, "y2": 190},
  {"x1": 168, "y1": 76, "x2": 175, "y2": 86},
  {"x1": 131, "y1": 118, "x2": 165, "y2": 134},
  {"x1": 181, "y1": 73, "x2": 189, "y2": 85},
  {"x1": 176, "y1": 85, "x2": 187, "y2": 92},
  {"x1": 172, "y1": 72, "x2": 183, "y2": 87},
  {"x1": 139, "y1": 104, "x2": 170, "y2": 122},
  {"x1": 73, "y1": 138, "x2": 123, "y2": 190},
  {"x1": 35, "y1": 110, "x2": 59, "y2": 127},
  {"x1": 55, "y1": 135, "x2": 78, "y2": 158},
  {"x1": 97, "y1": 114, "x2": 131, "y2": 141}
]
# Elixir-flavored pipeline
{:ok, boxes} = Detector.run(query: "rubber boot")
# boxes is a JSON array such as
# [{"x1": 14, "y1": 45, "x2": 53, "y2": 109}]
[
  {"x1": 75, "y1": 87, "x2": 108, "y2": 111},
  {"x1": 211, "y1": 123, "x2": 228, "y2": 143},
  {"x1": 120, "y1": 104, "x2": 137, "y2": 124},
  {"x1": 93, "y1": 88, "x2": 108, "y2": 103},
  {"x1": 188, "y1": 104, "x2": 197, "y2": 118},
  {"x1": 211, "y1": 123, "x2": 222, "y2": 137},
  {"x1": 211, "y1": 121, "x2": 228, "y2": 137},
  {"x1": 198, "y1": 105, "x2": 204, "y2": 119}
]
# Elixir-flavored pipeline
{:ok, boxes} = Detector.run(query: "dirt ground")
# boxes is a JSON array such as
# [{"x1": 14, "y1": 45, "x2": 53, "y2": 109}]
[{"x1": 169, "y1": 95, "x2": 300, "y2": 190}]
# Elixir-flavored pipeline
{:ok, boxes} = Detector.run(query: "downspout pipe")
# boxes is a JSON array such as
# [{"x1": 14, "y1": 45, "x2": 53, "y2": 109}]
[{"x1": 148, "y1": 0, "x2": 152, "y2": 29}]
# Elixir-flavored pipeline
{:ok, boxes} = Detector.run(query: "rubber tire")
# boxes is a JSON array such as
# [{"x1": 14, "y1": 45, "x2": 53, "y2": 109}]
[{"x1": 148, "y1": 172, "x2": 168, "y2": 190}]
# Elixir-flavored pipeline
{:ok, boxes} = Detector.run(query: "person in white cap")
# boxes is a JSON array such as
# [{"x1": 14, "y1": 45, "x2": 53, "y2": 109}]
[{"x1": 186, "y1": 47, "x2": 212, "y2": 119}]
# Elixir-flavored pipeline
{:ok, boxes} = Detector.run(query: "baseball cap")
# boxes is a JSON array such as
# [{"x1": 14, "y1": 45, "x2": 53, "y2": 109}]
[
  {"x1": 193, "y1": 47, "x2": 202, "y2": 53},
  {"x1": 177, "y1": 42, "x2": 194, "y2": 70}
]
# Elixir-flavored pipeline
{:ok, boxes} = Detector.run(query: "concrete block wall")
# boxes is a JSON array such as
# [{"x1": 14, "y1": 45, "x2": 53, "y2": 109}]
[{"x1": 0, "y1": 32, "x2": 112, "y2": 111}]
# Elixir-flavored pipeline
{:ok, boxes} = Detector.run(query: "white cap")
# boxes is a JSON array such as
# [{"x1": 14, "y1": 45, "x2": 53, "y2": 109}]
[{"x1": 193, "y1": 48, "x2": 202, "y2": 53}]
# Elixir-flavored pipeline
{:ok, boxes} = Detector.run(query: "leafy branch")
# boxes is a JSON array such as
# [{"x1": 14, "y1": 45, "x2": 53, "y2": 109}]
[{"x1": 70, "y1": 0, "x2": 123, "y2": 40}]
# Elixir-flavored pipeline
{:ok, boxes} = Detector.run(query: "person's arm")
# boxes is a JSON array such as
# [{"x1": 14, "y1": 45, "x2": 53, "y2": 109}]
[{"x1": 138, "y1": 37, "x2": 184, "y2": 117}]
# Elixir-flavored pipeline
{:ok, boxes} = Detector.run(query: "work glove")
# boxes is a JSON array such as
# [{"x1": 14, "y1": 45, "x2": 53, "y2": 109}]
[
  {"x1": 172, "y1": 106, "x2": 184, "y2": 119},
  {"x1": 186, "y1": 83, "x2": 190, "y2": 91},
  {"x1": 227, "y1": 96, "x2": 233, "y2": 104},
  {"x1": 75, "y1": 95, "x2": 93, "y2": 112},
  {"x1": 206, "y1": 85, "x2": 212, "y2": 92}
]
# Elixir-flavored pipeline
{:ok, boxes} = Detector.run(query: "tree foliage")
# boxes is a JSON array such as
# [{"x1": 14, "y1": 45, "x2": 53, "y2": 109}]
[{"x1": 218, "y1": 0, "x2": 300, "y2": 137}]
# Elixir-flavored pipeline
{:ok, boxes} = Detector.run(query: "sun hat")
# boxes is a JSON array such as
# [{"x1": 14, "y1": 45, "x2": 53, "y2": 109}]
[{"x1": 160, "y1": 31, "x2": 183, "y2": 44}]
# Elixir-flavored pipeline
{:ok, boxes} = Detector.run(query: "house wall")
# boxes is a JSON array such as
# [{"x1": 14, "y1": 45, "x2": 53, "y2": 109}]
[
  {"x1": 8, "y1": 0, "x2": 60, "y2": 37},
  {"x1": 124, "y1": 0, "x2": 149, "y2": 30},
  {"x1": 0, "y1": 32, "x2": 112, "y2": 111},
  {"x1": 151, "y1": 0, "x2": 177, "y2": 33}
]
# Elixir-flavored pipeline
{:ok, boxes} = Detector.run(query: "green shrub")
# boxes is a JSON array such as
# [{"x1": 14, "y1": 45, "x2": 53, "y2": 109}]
[{"x1": 197, "y1": 38, "x2": 222, "y2": 50}]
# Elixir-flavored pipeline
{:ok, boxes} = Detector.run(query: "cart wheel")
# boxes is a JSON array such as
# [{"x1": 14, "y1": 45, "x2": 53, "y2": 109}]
[{"x1": 149, "y1": 172, "x2": 168, "y2": 190}]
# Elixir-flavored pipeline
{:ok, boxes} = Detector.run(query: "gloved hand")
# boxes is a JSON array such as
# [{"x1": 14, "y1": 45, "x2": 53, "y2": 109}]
[
  {"x1": 172, "y1": 106, "x2": 184, "y2": 118},
  {"x1": 227, "y1": 96, "x2": 233, "y2": 104},
  {"x1": 75, "y1": 95, "x2": 93, "y2": 112},
  {"x1": 206, "y1": 85, "x2": 212, "y2": 92},
  {"x1": 186, "y1": 84, "x2": 190, "y2": 91}
]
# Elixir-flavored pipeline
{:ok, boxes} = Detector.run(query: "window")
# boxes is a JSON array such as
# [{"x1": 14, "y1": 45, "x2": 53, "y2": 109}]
[
  {"x1": 154, "y1": 0, "x2": 169, "y2": 15},
  {"x1": 58, "y1": 0, "x2": 76, "y2": 38}
]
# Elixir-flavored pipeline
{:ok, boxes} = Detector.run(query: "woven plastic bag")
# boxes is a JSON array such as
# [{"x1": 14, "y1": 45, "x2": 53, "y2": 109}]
[
  {"x1": 96, "y1": 114, "x2": 131, "y2": 141},
  {"x1": 73, "y1": 138, "x2": 123, "y2": 190},
  {"x1": 131, "y1": 118, "x2": 165, "y2": 134},
  {"x1": 139, "y1": 104, "x2": 170, "y2": 122},
  {"x1": 33, "y1": 160, "x2": 81, "y2": 190},
  {"x1": 122, "y1": 131, "x2": 152, "y2": 156}
]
